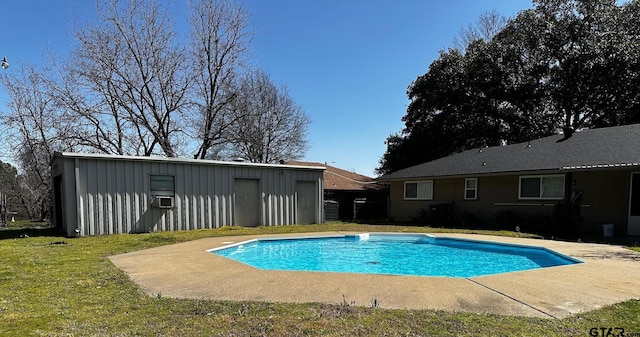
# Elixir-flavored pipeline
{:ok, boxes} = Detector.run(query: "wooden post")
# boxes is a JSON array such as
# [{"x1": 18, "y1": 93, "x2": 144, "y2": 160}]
[{"x1": 0, "y1": 192, "x2": 6, "y2": 227}]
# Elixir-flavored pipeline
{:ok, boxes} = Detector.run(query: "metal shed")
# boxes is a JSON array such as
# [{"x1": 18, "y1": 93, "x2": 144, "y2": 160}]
[{"x1": 51, "y1": 152, "x2": 325, "y2": 236}]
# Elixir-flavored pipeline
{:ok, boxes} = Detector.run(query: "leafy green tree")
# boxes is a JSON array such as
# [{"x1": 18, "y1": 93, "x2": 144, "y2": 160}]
[
  {"x1": 0, "y1": 160, "x2": 24, "y2": 221},
  {"x1": 0, "y1": 161, "x2": 19, "y2": 193},
  {"x1": 378, "y1": 0, "x2": 640, "y2": 175},
  {"x1": 377, "y1": 40, "x2": 554, "y2": 175},
  {"x1": 511, "y1": 0, "x2": 636, "y2": 131}
]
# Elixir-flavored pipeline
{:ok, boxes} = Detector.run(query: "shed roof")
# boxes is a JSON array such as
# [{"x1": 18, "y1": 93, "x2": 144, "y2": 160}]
[
  {"x1": 378, "y1": 124, "x2": 640, "y2": 181},
  {"x1": 286, "y1": 161, "x2": 386, "y2": 191},
  {"x1": 53, "y1": 152, "x2": 325, "y2": 171}
]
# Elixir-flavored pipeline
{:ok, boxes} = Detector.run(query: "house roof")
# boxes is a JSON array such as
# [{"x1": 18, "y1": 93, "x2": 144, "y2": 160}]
[
  {"x1": 378, "y1": 124, "x2": 640, "y2": 181},
  {"x1": 286, "y1": 161, "x2": 386, "y2": 191}
]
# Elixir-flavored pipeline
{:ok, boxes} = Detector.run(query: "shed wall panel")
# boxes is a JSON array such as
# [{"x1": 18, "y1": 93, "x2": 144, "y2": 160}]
[{"x1": 53, "y1": 154, "x2": 324, "y2": 236}]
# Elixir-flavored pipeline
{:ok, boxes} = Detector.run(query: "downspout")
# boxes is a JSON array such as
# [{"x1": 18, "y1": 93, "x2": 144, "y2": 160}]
[
  {"x1": 563, "y1": 172, "x2": 573, "y2": 206},
  {"x1": 319, "y1": 178, "x2": 325, "y2": 224},
  {"x1": 75, "y1": 158, "x2": 84, "y2": 236},
  {"x1": 564, "y1": 172, "x2": 575, "y2": 237}
]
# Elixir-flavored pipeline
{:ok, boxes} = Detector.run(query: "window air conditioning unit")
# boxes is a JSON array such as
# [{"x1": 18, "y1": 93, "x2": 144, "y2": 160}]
[{"x1": 152, "y1": 196, "x2": 174, "y2": 208}]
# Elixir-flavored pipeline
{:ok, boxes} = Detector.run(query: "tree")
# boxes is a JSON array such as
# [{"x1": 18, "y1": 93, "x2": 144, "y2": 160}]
[
  {"x1": 378, "y1": 10, "x2": 514, "y2": 175},
  {"x1": 0, "y1": 0, "x2": 309, "y2": 217},
  {"x1": 619, "y1": 0, "x2": 640, "y2": 124},
  {"x1": 510, "y1": 0, "x2": 632, "y2": 132},
  {"x1": 0, "y1": 65, "x2": 68, "y2": 219},
  {"x1": 222, "y1": 69, "x2": 310, "y2": 163},
  {"x1": 57, "y1": 0, "x2": 255, "y2": 159},
  {"x1": 0, "y1": 161, "x2": 19, "y2": 195},
  {"x1": 453, "y1": 10, "x2": 508, "y2": 53},
  {"x1": 378, "y1": 0, "x2": 640, "y2": 175},
  {"x1": 187, "y1": 0, "x2": 253, "y2": 159},
  {"x1": 0, "y1": 160, "x2": 20, "y2": 222},
  {"x1": 63, "y1": 0, "x2": 190, "y2": 157},
  {"x1": 377, "y1": 40, "x2": 555, "y2": 175}
]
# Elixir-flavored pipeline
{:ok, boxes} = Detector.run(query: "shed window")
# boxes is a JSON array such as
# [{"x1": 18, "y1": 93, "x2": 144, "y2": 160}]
[
  {"x1": 519, "y1": 175, "x2": 564, "y2": 199},
  {"x1": 150, "y1": 175, "x2": 175, "y2": 196},
  {"x1": 404, "y1": 180, "x2": 433, "y2": 200},
  {"x1": 465, "y1": 178, "x2": 477, "y2": 200}
]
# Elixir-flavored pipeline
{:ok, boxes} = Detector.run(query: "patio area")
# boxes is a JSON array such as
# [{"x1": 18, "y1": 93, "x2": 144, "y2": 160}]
[{"x1": 109, "y1": 232, "x2": 640, "y2": 319}]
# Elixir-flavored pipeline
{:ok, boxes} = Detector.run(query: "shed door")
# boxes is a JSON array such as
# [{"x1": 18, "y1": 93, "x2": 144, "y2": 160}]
[
  {"x1": 235, "y1": 179, "x2": 260, "y2": 227},
  {"x1": 296, "y1": 181, "x2": 317, "y2": 224},
  {"x1": 53, "y1": 175, "x2": 64, "y2": 230},
  {"x1": 628, "y1": 173, "x2": 640, "y2": 235}
]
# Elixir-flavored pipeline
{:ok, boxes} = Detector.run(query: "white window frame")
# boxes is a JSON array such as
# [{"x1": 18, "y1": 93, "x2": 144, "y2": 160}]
[
  {"x1": 404, "y1": 180, "x2": 433, "y2": 200},
  {"x1": 518, "y1": 174, "x2": 564, "y2": 200},
  {"x1": 464, "y1": 178, "x2": 478, "y2": 200}
]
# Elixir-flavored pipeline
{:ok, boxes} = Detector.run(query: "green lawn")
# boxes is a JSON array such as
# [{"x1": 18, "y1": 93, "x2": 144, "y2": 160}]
[{"x1": 1, "y1": 223, "x2": 639, "y2": 336}]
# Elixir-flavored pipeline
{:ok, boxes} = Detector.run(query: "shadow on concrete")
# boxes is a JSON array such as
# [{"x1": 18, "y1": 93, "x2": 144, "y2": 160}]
[
  {"x1": 573, "y1": 249, "x2": 640, "y2": 261},
  {"x1": 580, "y1": 235, "x2": 640, "y2": 248}
]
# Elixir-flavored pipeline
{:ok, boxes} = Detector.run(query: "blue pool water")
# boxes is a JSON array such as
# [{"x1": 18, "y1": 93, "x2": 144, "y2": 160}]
[{"x1": 210, "y1": 234, "x2": 581, "y2": 278}]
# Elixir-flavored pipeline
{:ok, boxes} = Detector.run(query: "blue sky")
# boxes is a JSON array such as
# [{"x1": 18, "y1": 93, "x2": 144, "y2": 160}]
[{"x1": 0, "y1": 0, "x2": 533, "y2": 175}]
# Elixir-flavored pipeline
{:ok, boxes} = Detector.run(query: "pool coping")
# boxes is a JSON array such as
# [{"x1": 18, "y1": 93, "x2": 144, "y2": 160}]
[{"x1": 108, "y1": 232, "x2": 640, "y2": 319}]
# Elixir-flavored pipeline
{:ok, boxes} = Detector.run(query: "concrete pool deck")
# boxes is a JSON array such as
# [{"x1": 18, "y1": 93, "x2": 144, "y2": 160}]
[{"x1": 108, "y1": 232, "x2": 640, "y2": 319}]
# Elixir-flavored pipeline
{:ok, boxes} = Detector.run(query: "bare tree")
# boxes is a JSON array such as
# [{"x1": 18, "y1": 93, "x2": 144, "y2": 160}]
[
  {"x1": 0, "y1": 0, "x2": 308, "y2": 218},
  {"x1": 0, "y1": 65, "x2": 70, "y2": 219},
  {"x1": 225, "y1": 69, "x2": 310, "y2": 163},
  {"x1": 453, "y1": 10, "x2": 508, "y2": 53},
  {"x1": 65, "y1": 0, "x2": 190, "y2": 157},
  {"x1": 52, "y1": 59, "x2": 137, "y2": 156},
  {"x1": 187, "y1": 0, "x2": 252, "y2": 159}
]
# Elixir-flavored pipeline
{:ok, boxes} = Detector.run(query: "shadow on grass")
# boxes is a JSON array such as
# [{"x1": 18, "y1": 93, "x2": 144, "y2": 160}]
[{"x1": 0, "y1": 222, "x2": 64, "y2": 240}]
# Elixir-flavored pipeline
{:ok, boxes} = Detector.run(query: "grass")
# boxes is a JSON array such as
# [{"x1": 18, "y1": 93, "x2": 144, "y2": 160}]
[{"x1": 1, "y1": 222, "x2": 639, "y2": 336}]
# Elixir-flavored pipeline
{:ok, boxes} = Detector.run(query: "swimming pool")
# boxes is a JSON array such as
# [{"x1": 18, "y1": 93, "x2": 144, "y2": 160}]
[{"x1": 209, "y1": 233, "x2": 581, "y2": 278}]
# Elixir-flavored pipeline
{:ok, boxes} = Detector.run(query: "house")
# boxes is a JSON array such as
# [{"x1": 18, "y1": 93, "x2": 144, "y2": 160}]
[
  {"x1": 51, "y1": 152, "x2": 324, "y2": 236},
  {"x1": 287, "y1": 161, "x2": 388, "y2": 221},
  {"x1": 377, "y1": 124, "x2": 640, "y2": 237}
]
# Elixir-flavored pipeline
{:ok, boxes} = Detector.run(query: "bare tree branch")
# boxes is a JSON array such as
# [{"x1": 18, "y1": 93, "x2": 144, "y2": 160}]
[
  {"x1": 187, "y1": 0, "x2": 252, "y2": 159},
  {"x1": 224, "y1": 69, "x2": 310, "y2": 163},
  {"x1": 66, "y1": 0, "x2": 189, "y2": 157},
  {"x1": 0, "y1": 65, "x2": 71, "y2": 219},
  {"x1": 453, "y1": 10, "x2": 508, "y2": 53}
]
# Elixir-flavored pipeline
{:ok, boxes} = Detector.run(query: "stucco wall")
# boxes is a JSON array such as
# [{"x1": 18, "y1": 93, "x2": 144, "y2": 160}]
[
  {"x1": 388, "y1": 169, "x2": 635, "y2": 235},
  {"x1": 389, "y1": 176, "x2": 552, "y2": 223},
  {"x1": 572, "y1": 170, "x2": 630, "y2": 235}
]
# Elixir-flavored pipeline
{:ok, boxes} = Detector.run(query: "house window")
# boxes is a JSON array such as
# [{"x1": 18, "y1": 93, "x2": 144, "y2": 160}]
[
  {"x1": 404, "y1": 180, "x2": 433, "y2": 200},
  {"x1": 150, "y1": 175, "x2": 175, "y2": 196},
  {"x1": 519, "y1": 175, "x2": 564, "y2": 199},
  {"x1": 465, "y1": 178, "x2": 477, "y2": 200}
]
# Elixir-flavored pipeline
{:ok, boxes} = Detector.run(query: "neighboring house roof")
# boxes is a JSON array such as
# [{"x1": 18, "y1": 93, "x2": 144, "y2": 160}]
[
  {"x1": 286, "y1": 161, "x2": 386, "y2": 191},
  {"x1": 378, "y1": 124, "x2": 640, "y2": 181}
]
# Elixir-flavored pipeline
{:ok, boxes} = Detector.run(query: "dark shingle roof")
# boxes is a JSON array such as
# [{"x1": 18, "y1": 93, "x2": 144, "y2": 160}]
[{"x1": 378, "y1": 124, "x2": 640, "y2": 181}]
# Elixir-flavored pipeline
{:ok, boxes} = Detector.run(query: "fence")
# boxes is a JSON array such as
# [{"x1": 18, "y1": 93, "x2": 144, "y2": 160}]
[
  {"x1": 324, "y1": 200, "x2": 339, "y2": 222},
  {"x1": 353, "y1": 199, "x2": 388, "y2": 221}
]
